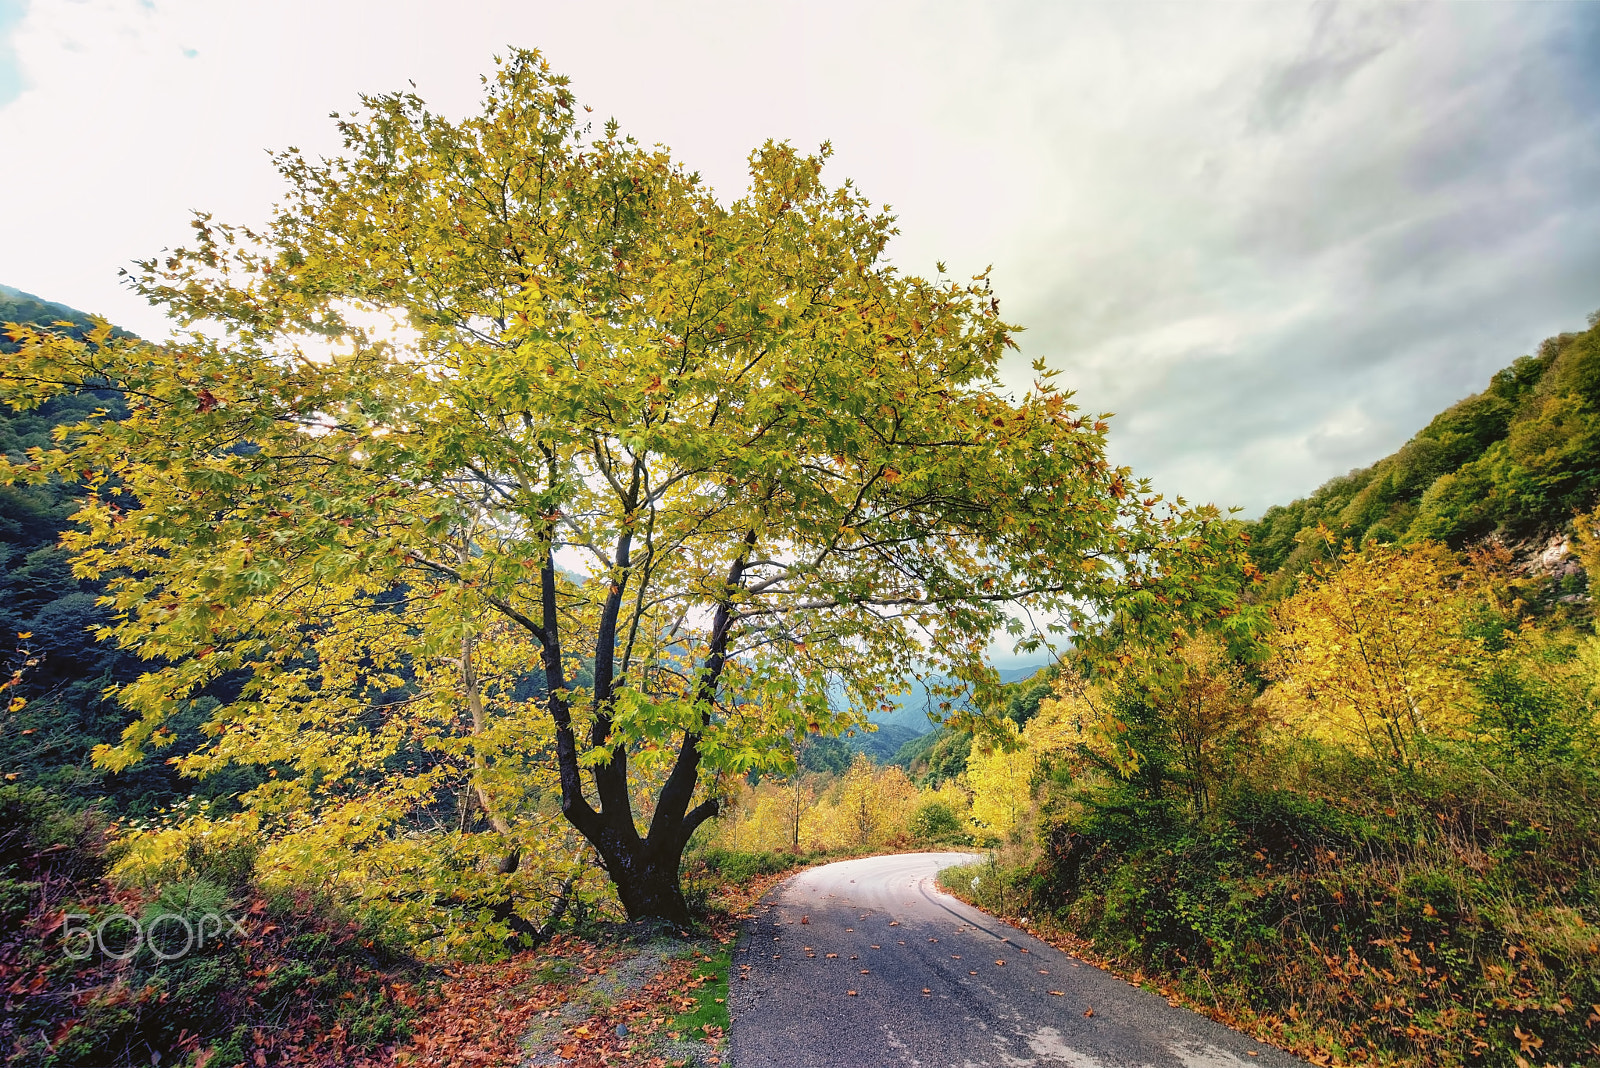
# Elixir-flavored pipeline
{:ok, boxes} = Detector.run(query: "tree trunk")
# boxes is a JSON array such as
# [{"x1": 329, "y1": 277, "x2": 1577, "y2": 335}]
[
  {"x1": 602, "y1": 841, "x2": 696, "y2": 927},
  {"x1": 527, "y1": 513, "x2": 746, "y2": 924}
]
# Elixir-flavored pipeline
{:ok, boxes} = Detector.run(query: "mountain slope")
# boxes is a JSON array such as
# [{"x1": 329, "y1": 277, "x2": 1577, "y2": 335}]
[
  {"x1": 1247, "y1": 311, "x2": 1600, "y2": 583},
  {"x1": 866, "y1": 663, "x2": 1049, "y2": 735},
  {"x1": 0, "y1": 289, "x2": 212, "y2": 812},
  {"x1": 0, "y1": 284, "x2": 133, "y2": 352}
]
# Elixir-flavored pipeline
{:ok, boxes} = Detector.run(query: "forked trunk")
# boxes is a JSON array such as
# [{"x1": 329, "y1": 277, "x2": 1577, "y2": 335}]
[
  {"x1": 530, "y1": 528, "x2": 743, "y2": 927},
  {"x1": 602, "y1": 841, "x2": 695, "y2": 927}
]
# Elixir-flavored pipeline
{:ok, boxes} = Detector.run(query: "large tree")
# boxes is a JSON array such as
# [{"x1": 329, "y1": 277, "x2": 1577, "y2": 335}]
[{"x1": 2, "y1": 51, "x2": 1223, "y2": 923}]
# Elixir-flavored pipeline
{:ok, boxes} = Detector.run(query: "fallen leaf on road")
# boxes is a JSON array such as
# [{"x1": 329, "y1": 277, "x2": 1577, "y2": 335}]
[
  {"x1": 801, "y1": 916, "x2": 809, "y2": 924},
  {"x1": 826, "y1": 953, "x2": 838, "y2": 958},
  {"x1": 847, "y1": 990, "x2": 857, "y2": 996},
  {"x1": 922, "y1": 988, "x2": 931, "y2": 994},
  {"x1": 889, "y1": 921, "x2": 900, "y2": 926},
  {"x1": 860, "y1": 969, "x2": 869, "y2": 974},
  {"x1": 1084, "y1": 1007, "x2": 1094, "y2": 1017},
  {"x1": 1048, "y1": 991, "x2": 1065, "y2": 996},
  {"x1": 995, "y1": 960, "x2": 1005, "y2": 966}
]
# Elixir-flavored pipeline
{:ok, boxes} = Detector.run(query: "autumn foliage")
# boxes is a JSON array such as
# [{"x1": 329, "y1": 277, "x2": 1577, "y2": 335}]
[
  {"x1": 939, "y1": 527, "x2": 1600, "y2": 1067},
  {"x1": 0, "y1": 47, "x2": 1230, "y2": 931}
]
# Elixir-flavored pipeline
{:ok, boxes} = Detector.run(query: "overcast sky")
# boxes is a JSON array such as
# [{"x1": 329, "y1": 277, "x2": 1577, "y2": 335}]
[{"x1": 2, "y1": 0, "x2": 1597, "y2": 519}]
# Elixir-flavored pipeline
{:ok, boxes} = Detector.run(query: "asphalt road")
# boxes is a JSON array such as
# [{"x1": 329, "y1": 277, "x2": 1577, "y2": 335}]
[{"x1": 729, "y1": 852, "x2": 1308, "y2": 1068}]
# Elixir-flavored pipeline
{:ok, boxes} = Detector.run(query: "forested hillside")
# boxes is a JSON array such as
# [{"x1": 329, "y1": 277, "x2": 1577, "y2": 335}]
[
  {"x1": 0, "y1": 289, "x2": 222, "y2": 814},
  {"x1": 1249, "y1": 312, "x2": 1600, "y2": 590}
]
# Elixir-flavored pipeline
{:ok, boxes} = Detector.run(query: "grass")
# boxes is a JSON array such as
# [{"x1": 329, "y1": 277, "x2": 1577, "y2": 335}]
[{"x1": 666, "y1": 940, "x2": 732, "y2": 1039}]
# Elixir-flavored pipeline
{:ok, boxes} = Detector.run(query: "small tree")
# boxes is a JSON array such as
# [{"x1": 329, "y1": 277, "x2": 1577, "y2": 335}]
[
  {"x1": 2, "y1": 51, "x2": 1217, "y2": 923},
  {"x1": 1269, "y1": 540, "x2": 1481, "y2": 770},
  {"x1": 967, "y1": 726, "x2": 1036, "y2": 842},
  {"x1": 1145, "y1": 636, "x2": 1258, "y2": 816}
]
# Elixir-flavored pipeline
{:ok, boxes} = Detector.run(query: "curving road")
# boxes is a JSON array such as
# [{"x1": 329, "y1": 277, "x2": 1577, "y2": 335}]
[{"x1": 729, "y1": 852, "x2": 1307, "y2": 1068}]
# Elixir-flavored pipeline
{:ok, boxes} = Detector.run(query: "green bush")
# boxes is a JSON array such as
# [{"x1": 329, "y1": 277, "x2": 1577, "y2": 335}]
[
  {"x1": 693, "y1": 847, "x2": 797, "y2": 884},
  {"x1": 910, "y1": 799, "x2": 967, "y2": 843},
  {"x1": 138, "y1": 878, "x2": 232, "y2": 963}
]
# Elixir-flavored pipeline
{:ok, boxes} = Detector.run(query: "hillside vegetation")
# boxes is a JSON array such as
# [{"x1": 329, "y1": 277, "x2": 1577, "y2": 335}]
[
  {"x1": 925, "y1": 314, "x2": 1600, "y2": 1068},
  {"x1": 1251, "y1": 312, "x2": 1600, "y2": 593},
  {"x1": 1, "y1": 290, "x2": 233, "y2": 816}
]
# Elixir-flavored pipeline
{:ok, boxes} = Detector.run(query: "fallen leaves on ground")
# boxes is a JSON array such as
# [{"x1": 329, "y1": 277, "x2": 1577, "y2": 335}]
[{"x1": 395, "y1": 935, "x2": 625, "y2": 1068}]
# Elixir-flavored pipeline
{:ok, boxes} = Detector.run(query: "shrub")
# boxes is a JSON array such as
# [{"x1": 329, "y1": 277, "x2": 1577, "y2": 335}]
[
  {"x1": 106, "y1": 813, "x2": 260, "y2": 891},
  {"x1": 910, "y1": 799, "x2": 967, "y2": 843}
]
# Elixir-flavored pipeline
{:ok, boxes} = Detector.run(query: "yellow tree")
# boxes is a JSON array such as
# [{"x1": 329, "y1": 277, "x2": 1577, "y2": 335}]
[
  {"x1": 2, "y1": 50, "x2": 1223, "y2": 923},
  {"x1": 827, "y1": 754, "x2": 916, "y2": 849},
  {"x1": 1269, "y1": 540, "x2": 1481, "y2": 769},
  {"x1": 967, "y1": 721, "x2": 1036, "y2": 840},
  {"x1": 1133, "y1": 636, "x2": 1259, "y2": 815},
  {"x1": 1030, "y1": 671, "x2": 1139, "y2": 781}
]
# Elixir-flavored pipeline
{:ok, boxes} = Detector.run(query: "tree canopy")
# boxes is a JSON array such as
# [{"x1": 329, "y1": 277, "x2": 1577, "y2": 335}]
[{"x1": 1, "y1": 50, "x2": 1228, "y2": 923}]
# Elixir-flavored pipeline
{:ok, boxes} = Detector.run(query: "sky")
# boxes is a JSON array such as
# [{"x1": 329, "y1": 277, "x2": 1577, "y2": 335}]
[{"x1": 2, "y1": 0, "x2": 1598, "y2": 521}]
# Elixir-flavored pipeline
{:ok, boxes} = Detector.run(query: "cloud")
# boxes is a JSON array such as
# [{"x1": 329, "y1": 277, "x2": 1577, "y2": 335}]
[
  {"x1": 0, "y1": 0, "x2": 1596, "y2": 518},
  {"x1": 979, "y1": 1, "x2": 1600, "y2": 513},
  {"x1": 1249, "y1": 1, "x2": 1408, "y2": 134}
]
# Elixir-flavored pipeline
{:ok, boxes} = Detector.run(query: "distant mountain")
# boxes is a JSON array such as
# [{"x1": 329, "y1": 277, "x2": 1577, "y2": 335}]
[
  {"x1": 1, "y1": 283, "x2": 134, "y2": 352},
  {"x1": 1248, "y1": 312, "x2": 1600, "y2": 585},
  {"x1": 844, "y1": 721, "x2": 926, "y2": 763},
  {"x1": 0, "y1": 282, "x2": 60, "y2": 303},
  {"x1": 864, "y1": 663, "x2": 1049, "y2": 736},
  {"x1": 1, "y1": 282, "x2": 91, "y2": 321}
]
